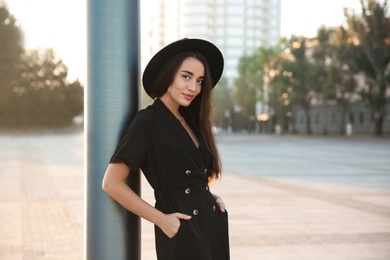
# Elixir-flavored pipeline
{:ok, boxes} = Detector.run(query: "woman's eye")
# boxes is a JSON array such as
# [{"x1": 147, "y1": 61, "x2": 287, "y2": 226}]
[
  {"x1": 182, "y1": 75, "x2": 190, "y2": 79},
  {"x1": 197, "y1": 80, "x2": 203, "y2": 85}
]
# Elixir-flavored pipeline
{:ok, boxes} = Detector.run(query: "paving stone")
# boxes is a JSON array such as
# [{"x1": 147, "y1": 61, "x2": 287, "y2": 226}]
[{"x1": 0, "y1": 131, "x2": 389, "y2": 259}]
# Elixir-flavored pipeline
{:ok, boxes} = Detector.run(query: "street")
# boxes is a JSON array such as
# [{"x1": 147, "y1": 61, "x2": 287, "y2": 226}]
[
  {"x1": 217, "y1": 134, "x2": 390, "y2": 189},
  {"x1": 0, "y1": 130, "x2": 389, "y2": 259}
]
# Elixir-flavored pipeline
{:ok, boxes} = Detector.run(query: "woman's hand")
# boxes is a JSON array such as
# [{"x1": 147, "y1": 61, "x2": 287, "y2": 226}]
[
  {"x1": 102, "y1": 163, "x2": 190, "y2": 235},
  {"x1": 212, "y1": 193, "x2": 226, "y2": 213},
  {"x1": 157, "y1": 213, "x2": 192, "y2": 238}
]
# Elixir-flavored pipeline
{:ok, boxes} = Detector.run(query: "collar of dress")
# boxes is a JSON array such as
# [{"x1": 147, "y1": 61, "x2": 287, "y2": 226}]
[{"x1": 153, "y1": 98, "x2": 205, "y2": 171}]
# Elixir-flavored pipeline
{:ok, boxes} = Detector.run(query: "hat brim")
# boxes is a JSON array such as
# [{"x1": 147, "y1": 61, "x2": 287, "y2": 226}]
[{"x1": 142, "y1": 38, "x2": 224, "y2": 98}]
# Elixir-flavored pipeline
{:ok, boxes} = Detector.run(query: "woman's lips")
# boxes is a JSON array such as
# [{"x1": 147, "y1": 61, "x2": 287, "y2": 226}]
[{"x1": 182, "y1": 93, "x2": 194, "y2": 100}]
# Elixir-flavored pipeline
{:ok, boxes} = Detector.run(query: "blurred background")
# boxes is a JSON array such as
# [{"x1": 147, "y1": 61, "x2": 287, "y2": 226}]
[
  {"x1": 1, "y1": 1, "x2": 390, "y2": 259},
  {"x1": 1, "y1": 0, "x2": 389, "y2": 136}
]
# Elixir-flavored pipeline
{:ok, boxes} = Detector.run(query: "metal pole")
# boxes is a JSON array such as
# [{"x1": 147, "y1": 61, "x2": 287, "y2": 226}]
[{"x1": 85, "y1": 0, "x2": 140, "y2": 259}]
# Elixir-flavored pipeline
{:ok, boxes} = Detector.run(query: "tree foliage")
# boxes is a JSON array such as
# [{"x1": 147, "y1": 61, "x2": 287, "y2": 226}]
[
  {"x1": 213, "y1": 76, "x2": 234, "y2": 130},
  {"x1": 343, "y1": 0, "x2": 390, "y2": 135},
  {"x1": 232, "y1": 0, "x2": 389, "y2": 135},
  {"x1": 267, "y1": 54, "x2": 294, "y2": 132},
  {"x1": 0, "y1": 2, "x2": 84, "y2": 128},
  {"x1": 233, "y1": 54, "x2": 257, "y2": 130},
  {"x1": 232, "y1": 47, "x2": 280, "y2": 131},
  {"x1": 0, "y1": 0, "x2": 23, "y2": 114},
  {"x1": 313, "y1": 26, "x2": 359, "y2": 134},
  {"x1": 272, "y1": 36, "x2": 320, "y2": 134}
]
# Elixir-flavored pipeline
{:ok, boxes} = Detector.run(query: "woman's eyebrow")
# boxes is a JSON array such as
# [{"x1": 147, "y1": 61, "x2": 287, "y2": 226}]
[
  {"x1": 181, "y1": 70, "x2": 194, "y2": 75},
  {"x1": 181, "y1": 70, "x2": 204, "y2": 78}
]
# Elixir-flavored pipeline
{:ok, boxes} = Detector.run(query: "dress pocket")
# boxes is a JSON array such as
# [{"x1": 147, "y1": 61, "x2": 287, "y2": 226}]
[
  {"x1": 219, "y1": 209, "x2": 228, "y2": 218},
  {"x1": 170, "y1": 219, "x2": 183, "y2": 239}
]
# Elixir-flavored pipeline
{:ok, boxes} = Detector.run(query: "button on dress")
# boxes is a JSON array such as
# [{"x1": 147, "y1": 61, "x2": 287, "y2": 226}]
[{"x1": 110, "y1": 99, "x2": 230, "y2": 260}]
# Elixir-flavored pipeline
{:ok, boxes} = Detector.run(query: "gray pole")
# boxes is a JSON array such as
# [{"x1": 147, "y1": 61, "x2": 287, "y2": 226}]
[{"x1": 86, "y1": 0, "x2": 140, "y2": 259}]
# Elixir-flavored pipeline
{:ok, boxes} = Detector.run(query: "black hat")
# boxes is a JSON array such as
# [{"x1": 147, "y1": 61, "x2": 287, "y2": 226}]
[{"x1": 142, "y1": 38, "x2": 224, "y2": 98}]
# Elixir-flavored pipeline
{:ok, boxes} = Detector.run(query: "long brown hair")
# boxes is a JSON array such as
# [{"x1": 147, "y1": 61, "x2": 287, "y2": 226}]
[{"x1": 150, "y1": 51, "x2": 222, "y2": 180}]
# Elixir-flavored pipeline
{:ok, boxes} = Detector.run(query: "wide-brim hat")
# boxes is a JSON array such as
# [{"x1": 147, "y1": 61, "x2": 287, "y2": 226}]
[{"x1": 142, "y1": 38, "x2": 224, "y2": 98}]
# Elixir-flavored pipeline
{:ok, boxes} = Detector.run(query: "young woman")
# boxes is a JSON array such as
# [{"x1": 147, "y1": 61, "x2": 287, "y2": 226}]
[{"x1": 102, "y1": 38, "x2": 230, "y2": 260}]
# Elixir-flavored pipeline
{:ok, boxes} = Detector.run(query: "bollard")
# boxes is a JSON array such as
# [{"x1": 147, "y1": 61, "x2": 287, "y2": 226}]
[
  {"x1": 85, "y1": 0, "x2": 140, "y2": 259},
  {"x1": 346, "y1": 123, "x2": 352, "y2": 136}
]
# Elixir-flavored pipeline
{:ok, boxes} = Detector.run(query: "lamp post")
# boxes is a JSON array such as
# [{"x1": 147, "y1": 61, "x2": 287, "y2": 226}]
[{"x1": 86, "y1": 0, "x2": 140, "y2": 259}]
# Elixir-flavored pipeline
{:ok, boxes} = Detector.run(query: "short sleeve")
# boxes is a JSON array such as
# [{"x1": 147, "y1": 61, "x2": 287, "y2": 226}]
[{"x1": 109, "y1": 109, "x2": 152, "y2": 170}]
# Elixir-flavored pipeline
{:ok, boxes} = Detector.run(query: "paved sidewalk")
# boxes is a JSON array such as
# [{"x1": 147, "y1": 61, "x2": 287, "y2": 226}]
[{"x1": 1, "y1": 131, "x2": 390, "y2": 259}]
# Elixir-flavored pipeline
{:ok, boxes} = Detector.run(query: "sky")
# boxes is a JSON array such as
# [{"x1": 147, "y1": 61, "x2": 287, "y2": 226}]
[{"x1": 5, "y1": 0, "x2": 364, "y2": 85}]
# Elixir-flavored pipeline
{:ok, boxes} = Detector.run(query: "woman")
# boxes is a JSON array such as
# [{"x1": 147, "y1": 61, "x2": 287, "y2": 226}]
[{"x1": 102, "y1": 38, "x2": 230, "y2": 260}]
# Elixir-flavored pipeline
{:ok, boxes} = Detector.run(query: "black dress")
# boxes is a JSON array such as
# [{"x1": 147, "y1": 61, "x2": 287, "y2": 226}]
[{"x1": 110, "y1": 98, "x2": 230, "y2": 260}]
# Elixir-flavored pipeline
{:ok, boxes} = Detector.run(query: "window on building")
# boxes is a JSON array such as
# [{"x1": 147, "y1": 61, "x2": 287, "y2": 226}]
[
  {"x1": 227, "y1": 38, "x2": 243, "y2": 46},
  {"x1": 349, "y1": 112, "x2": 354, "y2": 124},
  {"x1": 216, "y1": 17, "x2": 225, "y2": 25},
  {"x1": 227, "y1": 5, "x2": 244, "y2": 15},
  {"x1": 314, "y1": 113, "x2": 320, "y2": 124},
  {"x1": 371, "y1": 113, "x2": 375, "y2": 123},
  {"x1": 227, "y1": 16, "x2": 243, "y2": 25},
  {"x1": 331, "y1": 113, "x2": 336, "y2": 123},
  {"x1": 359, "y1": 111, "x2": 364, "y2": 125}
]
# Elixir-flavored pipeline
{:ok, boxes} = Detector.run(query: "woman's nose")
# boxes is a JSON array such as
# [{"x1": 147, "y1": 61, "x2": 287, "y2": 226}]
[{"x1": 187, "y1": 80, "x2": 196, "y2": 91}]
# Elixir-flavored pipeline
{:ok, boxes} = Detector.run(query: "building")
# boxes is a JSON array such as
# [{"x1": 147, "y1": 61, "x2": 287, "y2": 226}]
[
  {"x1": 292, "y1": 101, "x2": 390, "y2": 135},
  {"x1": 142, "y1": 0, "x2": 281, "y2": 87}
]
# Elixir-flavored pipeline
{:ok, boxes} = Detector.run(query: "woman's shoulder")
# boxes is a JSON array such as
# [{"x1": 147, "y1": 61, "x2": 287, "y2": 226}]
[{"x1": 130, "y1": 103, "x2": 161, "y2": 127}]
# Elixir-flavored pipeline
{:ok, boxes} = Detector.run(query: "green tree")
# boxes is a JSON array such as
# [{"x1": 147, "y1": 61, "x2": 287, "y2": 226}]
[
  {"x1": 311, "y1": 27, "x2": 338, "y2": 135},
  {"x1": 213, "y1": 76, "x2": 233, "y2": 130},
  {"x1": 325, "y1": 26, "x2": 358, "y2": 134},
  {"x1": 274, "y1": 36, "x2": 319, "y2": 134},
  {"x1": 233, "y1": 54, "x2": 256, "y2": 130},
  {"x1": 267, "y1": 54, "x2": 294, "y2": 133},
  {"x1": 0, "y1": 3, "x2": 83, "y2": 128},
  {"x1": 232, "y1": 47, "x2": 280, "y2": 131},
  {"x1": 311, "y1": 26, "x2": 361, "y2": 135},
  {"x1": 16, "y1": 49, "x2": 83, "y2": 127},
  {"x1": 0, "y1": 1, "x2": 23, "y2": 122},
  {"x1": 344, "y1": 0, "x2": 390, "y2": 135},
  {"x1": 1, "y1": 48, "x2": 84, "y2": 127}
]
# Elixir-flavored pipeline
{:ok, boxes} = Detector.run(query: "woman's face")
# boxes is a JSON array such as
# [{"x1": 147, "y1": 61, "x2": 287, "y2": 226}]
[{"x1": 161, "y1": 56, "x2": 204, "y2": 109}]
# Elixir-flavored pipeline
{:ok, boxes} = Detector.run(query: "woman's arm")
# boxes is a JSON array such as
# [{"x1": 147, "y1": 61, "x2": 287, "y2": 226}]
[{"x1": 102, "y1": 163, "x2": 191, "y2": 238}]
